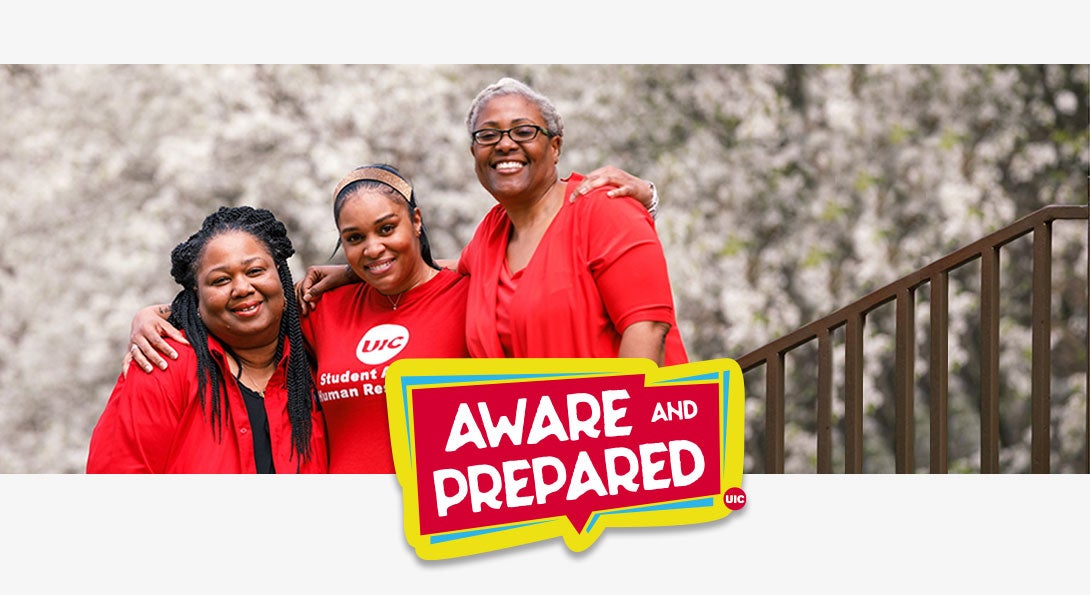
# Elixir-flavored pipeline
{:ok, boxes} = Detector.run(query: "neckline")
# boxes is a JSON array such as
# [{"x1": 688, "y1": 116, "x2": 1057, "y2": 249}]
[
  {"x1": 375, "y1": 267, "x2": 442, "y2": 310},
  {"x1": 237, "y1": 381, "x2": 264, "y2": 400},
  {"x1": 503, "y1": 179, "x2": 572, "y2": 276},
  {"x1": 225, "y1": 347, "x2": 275, "y2": 397},
  {"x1": 235, "y1": 365, "x2": 268, "y2": 397},
  {"x1": 384, "y1": 291, "x2": 405, "y2": 310},
  {"x1": 502, "y1": 260, "x2": 526, "y2": 280}
]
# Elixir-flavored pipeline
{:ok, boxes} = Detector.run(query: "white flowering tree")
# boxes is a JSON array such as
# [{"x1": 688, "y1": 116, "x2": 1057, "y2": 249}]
[{"x1": 0, "y1": 64, "x2": 1085, "y2": 472}]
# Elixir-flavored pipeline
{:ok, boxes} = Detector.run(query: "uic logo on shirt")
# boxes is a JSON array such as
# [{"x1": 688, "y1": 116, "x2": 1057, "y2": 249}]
[{"x1": 356, "y1": 324, "x2": 410, "y2": 365}]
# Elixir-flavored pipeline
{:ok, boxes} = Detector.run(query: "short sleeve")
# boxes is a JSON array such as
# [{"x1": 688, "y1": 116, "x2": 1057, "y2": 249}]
[{"x1": 582, "y1": 192, "x2": 677, "y2": 333}]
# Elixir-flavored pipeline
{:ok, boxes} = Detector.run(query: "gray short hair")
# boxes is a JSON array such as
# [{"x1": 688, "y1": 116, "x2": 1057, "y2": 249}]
[{"x1": 465, "y1": 77, "x2": 564, "y2": 139}]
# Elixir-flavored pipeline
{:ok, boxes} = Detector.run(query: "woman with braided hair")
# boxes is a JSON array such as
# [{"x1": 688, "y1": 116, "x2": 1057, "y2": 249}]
[{"x1": 87, "y1": 206, "x2": 328, "y2": 473}]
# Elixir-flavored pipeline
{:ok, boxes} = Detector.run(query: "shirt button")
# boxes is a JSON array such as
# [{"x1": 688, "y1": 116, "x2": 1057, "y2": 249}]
[{"x1": 240, "y1": 427, "x2": 249, "y2": 434}]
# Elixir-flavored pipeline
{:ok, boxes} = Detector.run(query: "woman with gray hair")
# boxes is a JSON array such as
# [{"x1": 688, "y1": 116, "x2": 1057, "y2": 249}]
[{"x1": 456, "y1": 77, "x2": 686, "y2": 364}]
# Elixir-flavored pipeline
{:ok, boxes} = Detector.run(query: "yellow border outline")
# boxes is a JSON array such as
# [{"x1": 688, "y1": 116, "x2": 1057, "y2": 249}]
[{"x1": 385, "y1": 358, "x2": 745, "y2": 560}]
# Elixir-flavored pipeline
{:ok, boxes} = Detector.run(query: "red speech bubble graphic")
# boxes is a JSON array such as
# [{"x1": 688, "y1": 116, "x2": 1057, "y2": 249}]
[
  {"x1": 412, "y1": 374, "x2": 720, "y2": 534},
  {"x1": 386, "y1": 358, "x2": 745, "y2": 559}
]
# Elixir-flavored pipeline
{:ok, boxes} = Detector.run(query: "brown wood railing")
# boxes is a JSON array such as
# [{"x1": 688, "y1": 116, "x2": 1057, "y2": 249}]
[{"x1": 737, "y1": 205, "x2": 1089, "y2": 473}]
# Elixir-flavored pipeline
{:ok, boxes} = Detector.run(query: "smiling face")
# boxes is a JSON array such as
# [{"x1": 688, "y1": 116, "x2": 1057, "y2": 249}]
[
  {"x1": 195, "y1": 231, "x2": 285, "y2": 350},
  {"x1": 337, "y1": 188, "x2": 427, "y2": 296},
  {"x1": 470, "y1": 93, "x2": 562, "y2": 204}
]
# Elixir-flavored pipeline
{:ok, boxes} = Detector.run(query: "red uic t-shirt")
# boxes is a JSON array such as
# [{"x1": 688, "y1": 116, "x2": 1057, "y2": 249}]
[{"x1": 301, "y1": 268, "x2": 469, "y2": 473}]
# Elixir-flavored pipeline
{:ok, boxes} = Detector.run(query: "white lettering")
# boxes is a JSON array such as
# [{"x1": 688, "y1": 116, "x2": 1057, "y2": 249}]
[
  {"x1": 639, "y1": 442, "x2": 670, "y2": 490},
  {"x1": 478, "y1": 399, "x2": 526, "y2": 448},
  {"x1": 446, "y1": 403, "x2": 487, "y2": 452},
  {"x1": 526, "y1": 395, "x2": 568, "y2": 445},
  {"x1": 432, "y1": 442, "x2": 707, "y2": 516},
  {"x1": 566, "y1": 451, "x2": 607, "y2": 500},
  {"x1": 566, "y1": 393, "x2": 601, "y2": 441},
  {"x1": 669, "y1": 440, "x2": 704, "y2": 487},
  {"x1": 355, "y1": 324, "x2": 410, "y2": 365},
  {"x1": 531, "y1": 456, "x2": 566, "y2": 505},
  {"x1": 433, "y1": 469, "x2": 467, "y2": 517},
  {"x1": 651, "y1": 399, "x2": 699, "y2": 422},
  {"x1": 501, "y1": 459, "x2": 533, "y2": 508},
  {"x1": 601, "y1": 389, "x2": 632, "y2": 437},
  {"x1": 468, "y1": 464, "x2": 502, "y2": 513},
  {"x1": 603, "y1": 446, "x2": 640, "y2": 495}
]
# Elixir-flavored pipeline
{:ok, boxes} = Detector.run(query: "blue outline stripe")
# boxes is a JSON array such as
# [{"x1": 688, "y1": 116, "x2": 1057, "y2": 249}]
[
  {"x1": 586, "y1": 497, "x2": 716, "y2": 532},
  {"x1": 429, "y1": 519, "x2": 549, "y2": 544},
  {"x1": 721, "y1": 370, "x2": 730, "y2": 477},
  {"x1": 655, "y1": 372, "x2": 719, "y2": 383}
]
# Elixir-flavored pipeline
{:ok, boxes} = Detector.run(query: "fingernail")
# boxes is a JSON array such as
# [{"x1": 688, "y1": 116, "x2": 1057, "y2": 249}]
[{"x1": 159, "y1": 361, "x2": 168, "y2": 369}]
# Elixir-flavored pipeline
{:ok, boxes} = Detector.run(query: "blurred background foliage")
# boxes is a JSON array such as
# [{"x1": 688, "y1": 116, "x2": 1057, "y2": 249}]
[{"x1": 1, "y1": 64, "x2": 1086, "y2": 473}]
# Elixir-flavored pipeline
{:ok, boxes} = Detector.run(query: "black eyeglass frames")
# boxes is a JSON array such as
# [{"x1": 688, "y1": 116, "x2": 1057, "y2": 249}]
[{"x1": 471, "y1": 124, "x2": 552, "y2": 146}]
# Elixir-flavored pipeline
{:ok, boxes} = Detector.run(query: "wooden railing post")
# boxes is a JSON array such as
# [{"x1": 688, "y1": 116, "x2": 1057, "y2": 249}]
[
  {"x1": 895, "y1": 289, "x2": 916, "y2": 473},
  {"x1": 1031, "y1": 220, "x2": 1052, "y2": 473},
  {"x1": 980, "y1": 247, "x2": 1001, "y2": 473},
  {"x1": 817, "y1": 329, "x2": 833, "y2": 473},
  {"x1": 765, "y1": 352, "x2": 785, "y2": 473},
  {"x1": 845, "y1": 315, "x2": 864, "y2": 473},
  {"x1": 929, "y1": 272, "x2": 949, "y2": 473}
]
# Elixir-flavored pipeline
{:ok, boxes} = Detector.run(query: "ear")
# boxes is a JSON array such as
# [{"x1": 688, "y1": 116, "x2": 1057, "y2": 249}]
[
  {"x1": 551, "y1": 135, "x2": 563, "y2": 163},
  {"x1": 412, "y1": 207, "x2": 423, "y2": 236}
]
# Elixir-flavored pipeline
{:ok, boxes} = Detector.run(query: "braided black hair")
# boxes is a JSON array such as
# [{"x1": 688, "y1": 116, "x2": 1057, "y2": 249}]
[
  {"x1": 168, "y1": 206, "x2": 318, "y2": 465},
  {"x1": 331, "y1": 163, "x2": 440, "y2": 270}
]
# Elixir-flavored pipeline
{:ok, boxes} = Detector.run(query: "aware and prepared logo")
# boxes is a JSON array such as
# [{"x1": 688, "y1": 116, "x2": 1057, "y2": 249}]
[{"x1": 385, "y1": 357, "x2": 745, "y2": 560}]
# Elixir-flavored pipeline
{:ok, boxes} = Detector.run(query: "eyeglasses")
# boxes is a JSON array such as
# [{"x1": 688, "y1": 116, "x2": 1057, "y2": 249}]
[{"x1": 471, "y1": 124, "x2": 552, "y2": 146}]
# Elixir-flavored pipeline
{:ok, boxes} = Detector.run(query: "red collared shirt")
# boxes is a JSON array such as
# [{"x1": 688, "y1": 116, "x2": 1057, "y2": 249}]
[{"x1": 87, "y1": 335, "x2": 328, "y2": 474}]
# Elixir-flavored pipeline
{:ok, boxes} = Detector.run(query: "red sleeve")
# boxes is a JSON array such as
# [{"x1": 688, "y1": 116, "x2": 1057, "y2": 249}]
[
  {"x1": 86, "y1": 360, "x2": 188, "y2": 473},
  {"x1": 300, "y1": 286, "x2": 357, "y2": 359},
  {"x1": 457, "y1": 227, "x2": 479, "y2": 277},
  {"x1": 582, "y1": 191, "x2": 677, "y2": 333},
  {"x1": 459, "y1": 204, "x2": 507, "y2": 278},
  {"x1": 300, "y1": 298, "x2": 320, "y2": 357}
]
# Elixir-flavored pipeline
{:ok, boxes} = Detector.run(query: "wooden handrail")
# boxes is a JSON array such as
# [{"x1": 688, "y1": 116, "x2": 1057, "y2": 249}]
[{"x1": 737, "y1": 204, "x2": 1089, "y2": 473}]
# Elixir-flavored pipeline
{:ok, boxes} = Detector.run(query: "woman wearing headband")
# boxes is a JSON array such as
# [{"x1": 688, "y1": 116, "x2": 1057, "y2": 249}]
[{"x1": 299, "y1": 164, "x2": 469, "y2": 472}]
